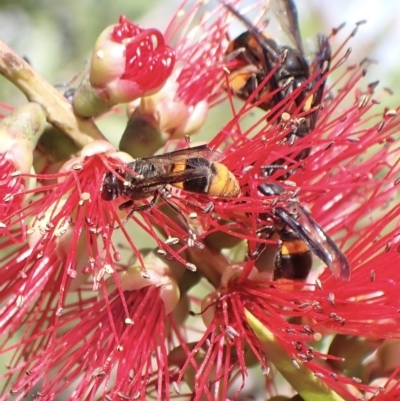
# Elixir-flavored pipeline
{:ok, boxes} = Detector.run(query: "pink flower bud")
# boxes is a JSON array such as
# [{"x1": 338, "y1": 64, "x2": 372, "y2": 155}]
[{"x1": 73, "y1": 15, "x2": 175, "y2": 117}]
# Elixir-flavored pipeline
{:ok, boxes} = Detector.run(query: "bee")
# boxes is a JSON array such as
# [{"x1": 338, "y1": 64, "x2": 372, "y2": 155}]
[
  {"x1": 253, "y1": 183, "x2": 350, "y2": 282},
  {"x1": 101, "y1": 145, "x2": 241, "y2": 215},
  {"x1": 223, "y1": 0, "x2": 331, "y2": 142}
]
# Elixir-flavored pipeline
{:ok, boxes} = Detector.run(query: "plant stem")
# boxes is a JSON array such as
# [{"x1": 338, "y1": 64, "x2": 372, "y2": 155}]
[
  {"x1": 245, "y1": 310, "x2": 347, "y2": 401},
  {"x1": 0, "y1": 39, "x2": 104, "y2": 148}
]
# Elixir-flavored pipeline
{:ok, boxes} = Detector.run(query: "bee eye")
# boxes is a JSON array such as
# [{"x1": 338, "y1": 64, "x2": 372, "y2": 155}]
[{"x1": 101, "y1": 172, "x2": 119, "y2": 201}]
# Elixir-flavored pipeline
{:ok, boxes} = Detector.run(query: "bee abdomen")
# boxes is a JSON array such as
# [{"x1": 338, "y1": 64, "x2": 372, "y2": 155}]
[
  {"x1": 172, "y1": 158, "x2": 241, "y2": 197},
  {"x1": 207, "y1": 162, "x2": 241, "y2": 197},
  {"x1": 274, "y1": 239, "x2": 312, "y2": 280}
]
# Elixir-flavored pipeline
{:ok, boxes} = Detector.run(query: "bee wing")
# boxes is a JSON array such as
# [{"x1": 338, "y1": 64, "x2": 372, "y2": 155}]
[
  {"x1": 311, "y1": 34, "x2": 331, "y2": 104},
  {"x1": 221, "y1": 0, "x2": 260, "y2": 33},
  {"x1": 307, "y1": 34, "x2": 331, "y2": 131},
  {"x1": 258, "y1": 183, "x2": 286, "y2": 196},
  {"x1": 128, "y1": 166, "x2": 211, "y2": 191},
  {"x1": 310, "y1": 217, "x2": 351, "y2": 281},
  {"x1": 275, "y1": 205, "x2": 351, "y2": 281},
  {"x1": 311, "y1": 34, "x2": 331, "y2": 100},
  {"x1": 140, "y1": 145, "x2": 222, "y2": 167},
  {"x1": 221, "y1": 0, "x2": 285, "y2": 108},
  {"x1": 221, "y1": 0, "x2": 281, "y2": 60},
  {"x1": 274, "y1": 206, "x2": 331, "y2": 261},
  {"x1": 273, "y1": 0, "x2": 304, "y2": 54}
]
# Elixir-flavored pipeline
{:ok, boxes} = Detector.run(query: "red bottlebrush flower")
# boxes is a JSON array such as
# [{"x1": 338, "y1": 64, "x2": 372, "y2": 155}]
[
  {"x1": 0, "y1": 136, "x2": 209, "y2": 399},
  {"x1": 122, "y1": 0, "x2": 237, "y2": 157},
  {"x1": 0, "y1": 141, "x2": 118, "y2": 343},
  {"x1": 2, "y1": 2, "x2": 400, "y2": 401},
  {"x1": 155, "y1": 14, "x2": 400, "y2": 401},
  {"x1": 163, "y1": 0, "x2": 237, "y2": 109},
  {"x1": 0, "y1": 103, "x2": 46, "y2": 239},
  {"x1": 172, "y1": 182, "x2": 400, "y2": 400},
  {"x1": 124, "y1": 57, "x2": 400, "y2": 401},
  {"x1": 72, "y1": 15, "x2": 175, "y2": 118},
  {"x1": 0, "y1": 258, "x2": 182, "y2": 401}
]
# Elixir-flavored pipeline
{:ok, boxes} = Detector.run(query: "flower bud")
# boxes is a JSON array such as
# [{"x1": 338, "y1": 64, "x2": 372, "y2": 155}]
[
  {"x1": 0, "y1": 103, "x2": 46, "y2": 174},
  {"x1": 38, "y1": 126, "x2": 80, "y2": 162},
  {"x1": 0, "y1": 103, "x2": 45, "y2": 226},
  {"x1": 377, "y1": 340, "x2": 400, "y2": 376},
  {"x1": 119, "y1": 112, "x2": 167, "y2": 158},
  {"x1": 73, "y1": 15, "x2": 175, "y2": 117},
  {"x1": 125, "y1": 77, "x2": 208, "y2": 152},
  {"x1": 205, "y1": 230, "x2": 244, "y2": 251},
  {"x1": 117, "y1": 263, "x2": 180, "y2": 315},
  {"x1": 328, "y1": 335, "x2": 379, "y2": 372}
]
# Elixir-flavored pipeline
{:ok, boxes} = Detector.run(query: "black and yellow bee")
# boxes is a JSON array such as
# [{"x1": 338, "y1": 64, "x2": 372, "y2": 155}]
[
  {"x1": 101, "y1": 145, "x2": 241, "y2": 214},
  {"x1": 223, "y1": 0, "x2": 331, "y2": 143},
  {"x1": 254, "y1": 183, "x2": 350, "y2": 282}
]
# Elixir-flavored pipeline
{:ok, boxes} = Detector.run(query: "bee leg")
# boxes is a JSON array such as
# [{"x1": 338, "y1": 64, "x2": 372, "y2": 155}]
[
  {"x1": 113, "y1": 194, "x2": 158, "y2": 228},
  {"x1": 272, "y1": 241, "x2": 284, "y2": 280},
  {"x1": 247, "y1": 242, "x2": 266, "y2": 260},
  {"x1": 119, "y1": 200, "x2": 134, "y2": 210},
  {"x1": 248, "y1": 222, "x2": 276, "y2": 261},
  {"x1": 224, "y1": 46, "x2": 246, "y2": 62},
  {"x1": 242, "y1": 51, "x2": 261, "y2": 69},
  {"x1": 249, "y1": 73, "x2": 260, "y2": 99},
  {"x1": 158, "y1": 187, "x2": 181, "y2": 214},
  {"x1": 119, "y1": 195, "x2": 158, "y2": 213}
]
